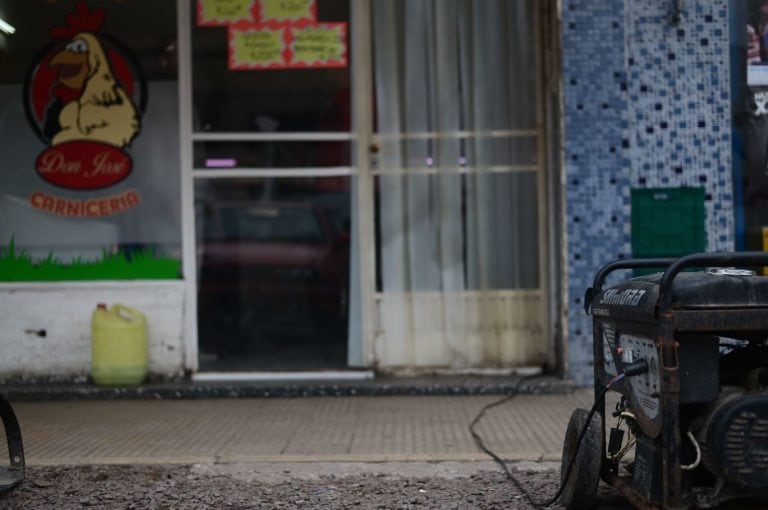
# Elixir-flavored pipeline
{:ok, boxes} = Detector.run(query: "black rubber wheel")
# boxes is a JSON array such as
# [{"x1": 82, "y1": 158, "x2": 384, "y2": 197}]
[{"x1": 559, "y1": 407, "x2": 603, "y2": 510}]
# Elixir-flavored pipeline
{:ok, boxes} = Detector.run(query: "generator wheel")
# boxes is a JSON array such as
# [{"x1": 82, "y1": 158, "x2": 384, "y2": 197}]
[{"x1": 559, "y1": 407, "x2": 603, "y2": 510}]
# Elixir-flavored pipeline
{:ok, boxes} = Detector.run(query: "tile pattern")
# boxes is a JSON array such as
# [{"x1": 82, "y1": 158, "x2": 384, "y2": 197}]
[
  {"x1": 10, "y1": 393, "x2": 594, "y2": 464},
  {"x1": 562, "y1": 1, "x2": 733, "y2": 384}
]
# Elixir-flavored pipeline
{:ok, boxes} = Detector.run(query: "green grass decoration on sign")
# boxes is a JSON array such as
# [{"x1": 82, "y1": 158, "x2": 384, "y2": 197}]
[{"x1": 0, "y1": 238, "x2": 181, "y2": 281}]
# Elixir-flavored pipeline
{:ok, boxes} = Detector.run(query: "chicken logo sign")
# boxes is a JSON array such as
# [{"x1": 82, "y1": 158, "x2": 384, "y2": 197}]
[{"x1": 24, "y1": 1, "x2": 147, "y2": 217}]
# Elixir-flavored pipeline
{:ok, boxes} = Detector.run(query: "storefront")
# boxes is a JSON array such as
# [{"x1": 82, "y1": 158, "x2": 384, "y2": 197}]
[{"x1": 0, "y1": 0, "x2": 559, "y2": 380}]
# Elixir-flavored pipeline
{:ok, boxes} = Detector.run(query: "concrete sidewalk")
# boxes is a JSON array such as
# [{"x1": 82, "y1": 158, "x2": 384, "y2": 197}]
[{"x1": 3, "y1": 389, "x2": 593, "y2": 466}]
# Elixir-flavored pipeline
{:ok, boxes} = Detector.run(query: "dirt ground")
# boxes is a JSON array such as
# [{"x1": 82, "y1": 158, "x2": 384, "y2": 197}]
[
  {"x1": 4, "y1": 462, "x2": 767, "y2": 509},
  {"x1": 0, "y1": 463, "x2": 637, "y2": 510}
]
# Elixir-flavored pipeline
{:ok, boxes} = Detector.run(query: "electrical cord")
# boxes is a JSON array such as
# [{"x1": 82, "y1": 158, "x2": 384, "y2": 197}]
[
  {"x1": 610, "y1": 410, "x2": 637, "y2": 463},
  {"x1": 469, "y1": 372, "x2": 630, "y2": 508},
  {"x1": 681, "y1": 430, "x2": 701, "y2": 471}
]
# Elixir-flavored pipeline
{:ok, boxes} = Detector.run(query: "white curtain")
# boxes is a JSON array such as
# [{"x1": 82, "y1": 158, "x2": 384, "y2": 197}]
[{"x1": 372, "y1": 0, "x2": 544, "y2": 368}]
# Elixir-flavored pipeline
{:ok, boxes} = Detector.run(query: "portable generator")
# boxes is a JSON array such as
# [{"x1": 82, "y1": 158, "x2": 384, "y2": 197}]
[{"x1": 560, "y1": 252, "x2": 768, "y2": 510}]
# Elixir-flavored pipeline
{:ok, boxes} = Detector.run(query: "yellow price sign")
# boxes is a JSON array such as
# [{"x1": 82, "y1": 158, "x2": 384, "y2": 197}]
[
  {"x1": 230, "y1": 27, "x2": 286, "y2": 69},
  {"x1": 291, "y1": 24, "x2": 346, "y2": 67},
  {"x1": 260, "y1": 0, "x2": 315, "y2": 23},
  {"x1": 198, "y1": 0, "x2": 255, "y2": 26}
]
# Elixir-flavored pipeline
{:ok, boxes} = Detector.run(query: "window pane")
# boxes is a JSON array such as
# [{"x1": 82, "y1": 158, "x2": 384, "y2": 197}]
[
  {"x1": 191, "y1": 1, "x2": 351, "y2": 133},
  {"x1": 196, "y1": 177, "x2": 351, "y2": 369},
  {"x1": 374, "y1": 135, "x2": 537, "y2": 173},
  {"x1": 372, "y1": 0, "x2": 541, "y2": 293},
  {"x1": 374, "y1": 171, "x2": 539, "y2": 292},
  {"x1": 735, "y1": 2, "x2": 768, "y2": 251},
  {"x1": 0, "y1": 1, "x2": 180, "y2": 279},
  {"x1": 194, "y1": 140, "x2": 351, "y2": 168}
]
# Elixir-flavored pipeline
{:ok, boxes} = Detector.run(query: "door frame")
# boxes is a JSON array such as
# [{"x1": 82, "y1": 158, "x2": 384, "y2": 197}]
[
  {"x1": 177, "y1": 0, "x2": 370, "y2": 373},
  {"x1": 363, "y1": 0, "x2": 559, "y2": 371},
  {"x1": 177, "y1": 0, "x2": 561, "y2": 375}
]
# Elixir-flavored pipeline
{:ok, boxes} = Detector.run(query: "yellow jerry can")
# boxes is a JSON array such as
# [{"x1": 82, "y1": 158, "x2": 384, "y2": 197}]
[{"x1": 91, "y1": 303, "x2": 148, "y2": 386}]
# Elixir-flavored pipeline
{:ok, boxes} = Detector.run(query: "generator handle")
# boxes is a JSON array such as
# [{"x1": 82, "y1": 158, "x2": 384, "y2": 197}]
[
  {"x1": 585, "y1": 258, "x2": 677, "y2": 314},
  {"x1": 658, "y1": 251, "x2": 768, "y2": 311}
]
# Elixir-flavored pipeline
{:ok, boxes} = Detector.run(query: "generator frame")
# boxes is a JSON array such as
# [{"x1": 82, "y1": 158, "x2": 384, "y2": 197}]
[
  {"x1": 586, "y1": 252, "x2": 768, "y2": 510},
  {"x1": 0, "y1": 392, "x2": 23, "y2": 493}
]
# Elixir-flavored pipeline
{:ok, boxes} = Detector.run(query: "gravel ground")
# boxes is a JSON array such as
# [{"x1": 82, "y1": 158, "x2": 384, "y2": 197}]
[
  {"x1": 3, "y1": 463, "x2": 766, "y2": 509},
  {"x1": 0, "y1": 463, "x2": 638, "y2": 509}
]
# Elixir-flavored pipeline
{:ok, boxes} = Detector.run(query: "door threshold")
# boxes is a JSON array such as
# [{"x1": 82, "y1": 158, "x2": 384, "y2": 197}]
[{"x1": 192, "y1": 370, "x2": 375, "y2": 383}]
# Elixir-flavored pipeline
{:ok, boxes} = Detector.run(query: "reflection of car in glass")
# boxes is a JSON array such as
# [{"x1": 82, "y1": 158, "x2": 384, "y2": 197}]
[{"x1": 197, "y1": 201, "x2": 349, "y2": 357}]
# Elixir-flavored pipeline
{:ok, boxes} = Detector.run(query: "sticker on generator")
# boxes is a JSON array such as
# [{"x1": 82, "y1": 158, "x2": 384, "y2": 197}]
[
  {"x1": 602, "y1": 324, "x2": 617, "y2": 376},
  {"x1": 618, "y1": 334, "x2": 660, "y2": 420}
]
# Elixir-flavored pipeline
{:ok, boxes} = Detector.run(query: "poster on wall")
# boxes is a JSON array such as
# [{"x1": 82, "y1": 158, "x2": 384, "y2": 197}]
[
  {"x1": 198, "y1": 0, "x2": 347, "y2": 70},
  {"x1": 747, "y1": 0, "x2": 768, "y2": 85},
  {"x1": 738, "y1": 0, "x2": 768, "y2": 252}
]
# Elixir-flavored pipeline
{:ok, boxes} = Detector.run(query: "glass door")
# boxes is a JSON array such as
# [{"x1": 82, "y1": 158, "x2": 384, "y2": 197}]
[
  {"x1": 188, "y1": 0, "x2": 353, "y2": 371},
  {"x1": 369, "y1": 0, "x2": 549, "y2": 368}
]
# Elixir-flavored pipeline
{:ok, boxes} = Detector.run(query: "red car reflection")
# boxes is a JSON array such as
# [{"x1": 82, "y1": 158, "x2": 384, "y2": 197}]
[{"x1": 198, "y1": 201, "x2": 349, "y2": 356}]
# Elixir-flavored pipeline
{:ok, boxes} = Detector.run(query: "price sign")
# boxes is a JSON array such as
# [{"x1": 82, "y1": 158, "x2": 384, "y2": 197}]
[
  {"x1": 260, "y1": 0, "x2": 316, "y2": 24},
  {"x1": 198, "y1": 0, "x2": 256, "y2": 26},
  {"x1": 229, "y1": 26, "x2": 286, "y2": 69},
  {"x1": 291, "y1": 23, "x2": 347, "y2": 68}
]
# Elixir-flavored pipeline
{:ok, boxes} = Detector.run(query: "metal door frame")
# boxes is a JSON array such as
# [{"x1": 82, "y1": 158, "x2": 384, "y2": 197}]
[
  {"x1": 177, "y1": 0, "x2": 560, "y2": 374},
  {"x1": 177, "y1": 0, "x2": 374, "y2": 373}
]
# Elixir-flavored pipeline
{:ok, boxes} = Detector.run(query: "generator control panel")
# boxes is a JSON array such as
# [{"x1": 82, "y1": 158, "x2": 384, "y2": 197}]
[
  {"x1": 601, "y1": 324, "x2": 660, "y2": 423},
  {"x1": 617, "y1": 334, "x2": 660, "y2": 421}
]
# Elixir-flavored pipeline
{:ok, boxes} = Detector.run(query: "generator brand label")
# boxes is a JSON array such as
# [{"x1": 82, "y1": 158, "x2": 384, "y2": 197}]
[{"x1": 600, "y1": 288, "x2": 647, "y2": 307}]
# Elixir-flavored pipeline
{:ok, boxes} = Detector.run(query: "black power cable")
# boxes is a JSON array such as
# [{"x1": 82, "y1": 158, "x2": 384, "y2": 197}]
[{"x1": 469, "y1": 371, "x2": 634, "y2": 508}]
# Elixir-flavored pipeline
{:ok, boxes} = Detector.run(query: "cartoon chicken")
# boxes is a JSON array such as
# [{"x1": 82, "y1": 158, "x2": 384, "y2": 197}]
[{"x1": 45, "y1": 2, "x2": 139, "y2": 148}]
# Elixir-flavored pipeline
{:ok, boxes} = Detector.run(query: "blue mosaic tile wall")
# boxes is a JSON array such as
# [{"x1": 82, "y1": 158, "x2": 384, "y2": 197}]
[{"x1": 562, "y1": 1, "x2": 734, "y2": 384}]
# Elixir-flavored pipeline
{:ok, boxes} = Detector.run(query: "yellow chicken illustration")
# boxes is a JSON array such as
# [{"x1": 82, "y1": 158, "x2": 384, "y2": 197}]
[{"x1": 49, "y1": 32, "x2": 139, "y2": 148}]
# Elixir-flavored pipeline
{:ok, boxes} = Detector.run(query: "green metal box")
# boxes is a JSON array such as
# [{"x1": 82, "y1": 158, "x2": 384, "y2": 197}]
[{"x1": 631, "y1": 187, "x2": 706, "y2": 258}]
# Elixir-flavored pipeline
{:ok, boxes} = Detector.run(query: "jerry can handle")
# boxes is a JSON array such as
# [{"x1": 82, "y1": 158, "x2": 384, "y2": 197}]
[{"x1": 112, "y1": 304, "x2": 142, "y2": 322}]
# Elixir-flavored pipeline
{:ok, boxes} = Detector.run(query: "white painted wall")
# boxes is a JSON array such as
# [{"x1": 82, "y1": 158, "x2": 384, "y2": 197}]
[{"x1": 0, "y1": 281, "x2": 186, "y2": 380}]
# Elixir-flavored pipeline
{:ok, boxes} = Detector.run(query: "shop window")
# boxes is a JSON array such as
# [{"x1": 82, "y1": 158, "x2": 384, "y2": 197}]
[
  {"x1": 0, "y1": 1, "x2": 181, "y2": 281},
  {"x1": 195, "y1": 177, "x2": 350, "y2": 369},
  {"x1": 190, "y1": 0, "x2": 351, "y2": 173},
  {"x1": 191, "y1": 1, "x2": 350, "y2": 134}
]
